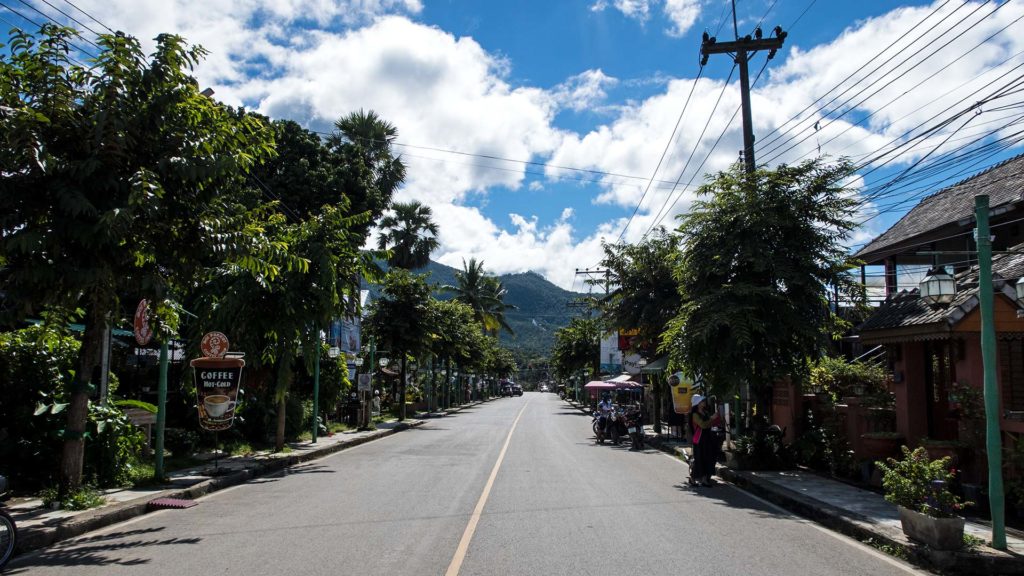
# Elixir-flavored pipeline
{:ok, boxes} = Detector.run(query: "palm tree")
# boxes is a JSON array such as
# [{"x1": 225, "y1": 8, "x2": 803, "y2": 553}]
[
  {"x1": 377, "y1": 201, "x2": 440, "y2": 269},
  {"x1": 328, "y1": 109, "x2": 407, "y2": 230},
  {"x1": 445, "y1": 258, "x2": 516, "y2": 337}
]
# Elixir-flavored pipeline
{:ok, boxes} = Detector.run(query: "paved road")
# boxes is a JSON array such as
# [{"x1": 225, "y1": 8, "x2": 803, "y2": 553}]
[{"x1": 8, "y1": 393, "x2": 923, "y2": 575}]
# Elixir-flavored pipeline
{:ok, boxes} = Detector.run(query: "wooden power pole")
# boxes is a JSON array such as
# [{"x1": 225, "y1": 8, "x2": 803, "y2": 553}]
[{"x1": 700, "y1": 3, "x2": 787, "y2": 174}]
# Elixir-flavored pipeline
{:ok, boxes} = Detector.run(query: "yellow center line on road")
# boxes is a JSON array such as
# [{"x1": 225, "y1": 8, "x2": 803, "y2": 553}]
[{"x1": 445, "y1": 400, "x2": 530, "y2": 576}]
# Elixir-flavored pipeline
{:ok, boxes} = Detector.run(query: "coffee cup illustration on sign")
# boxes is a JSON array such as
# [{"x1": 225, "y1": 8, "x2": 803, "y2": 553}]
[
  {"x1": 203, "y1": 394, "x2": 234, "y2": 418},
  {"x1": 190, "y1": 356, "x2": 245, "y2": 431}
]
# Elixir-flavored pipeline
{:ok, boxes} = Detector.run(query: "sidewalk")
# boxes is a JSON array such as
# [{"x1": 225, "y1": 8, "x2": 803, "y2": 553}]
[
  {"x1": 8, "y1": 400, "x2": 487, "y2": 556},
  {"x1": 563, "y1": 398, "x2": 1024, "y2": 574}
]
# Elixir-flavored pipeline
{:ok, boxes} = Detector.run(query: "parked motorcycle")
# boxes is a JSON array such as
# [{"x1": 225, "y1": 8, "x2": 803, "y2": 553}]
[
  {"x1": 624, "y1": 405, "x2": 644, "y2": 451},
  {"x1": 606, "y1": 407, "x2": 628, "y2": 445}
]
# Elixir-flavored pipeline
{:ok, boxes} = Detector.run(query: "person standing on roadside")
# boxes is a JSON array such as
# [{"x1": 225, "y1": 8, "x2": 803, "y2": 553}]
[{"x1": 688, "y1": 394, "x2": 717, "y2": 487}]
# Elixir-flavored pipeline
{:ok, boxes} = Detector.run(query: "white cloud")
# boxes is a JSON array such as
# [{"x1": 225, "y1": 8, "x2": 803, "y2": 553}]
[
  {"x1": 32, "y1": 0, "x2": 1024, "y2": 291},
  {"x1": 663, "y1": 0, "x2": 701, "y2": 37},
  {"x1": 225, "y1": 17, "x2": 564, "y2": 205},
  {"x1": 590, "y1": 0, "x2": 702, "y2": 36},
  {"x1": 590, "y1": 0, "x2": 652, "y2": 21},
  {"x1": 433, "y1": 203, "x2": 610, "y2": 289},
  {"x1": 551, "y1": 69, "x2": 619, "y2": 112}
]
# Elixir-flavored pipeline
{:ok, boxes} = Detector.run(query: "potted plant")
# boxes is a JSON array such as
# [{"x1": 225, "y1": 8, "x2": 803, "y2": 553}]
[
  {"x1": 919, "y1": 437, "x2": 967, "y2": 467},
  {"x1": 877, "y1": 446, "x2": 971, "y2": 550}
]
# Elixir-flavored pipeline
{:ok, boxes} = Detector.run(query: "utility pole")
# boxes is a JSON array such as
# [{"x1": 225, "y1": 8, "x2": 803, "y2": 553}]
[
  {"x1": 976, "y1": 195, "x2": 1007, "y2": 550},
  {"x1": 700, "y1": 1, "x2": 787, "y2": 174}
]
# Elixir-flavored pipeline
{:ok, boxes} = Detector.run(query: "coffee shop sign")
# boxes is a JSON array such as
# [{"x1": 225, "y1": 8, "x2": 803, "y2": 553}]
[{"x1": 190, "y1": 331, "x2": 245, "y2": 431}]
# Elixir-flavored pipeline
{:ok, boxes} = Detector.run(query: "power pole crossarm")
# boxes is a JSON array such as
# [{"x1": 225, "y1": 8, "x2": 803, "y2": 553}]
[{"x1": 700, "y1": 26, "x2": 788, "y2": 174}]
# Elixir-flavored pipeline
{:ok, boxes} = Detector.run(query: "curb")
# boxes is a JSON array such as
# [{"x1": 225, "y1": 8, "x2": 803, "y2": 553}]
[
  {"x1": 595, "y1": 400, "x2": 1022, "y2": 575},
  {"x1": 634, "y1": 421, "x2": 1022, "y2": 576},
  {"x1": 718, "y1": 468, "x2": 1024, "y2": 575},
  {"x1": 15, "y1": 420, "x2": 425, "y2": 554}
]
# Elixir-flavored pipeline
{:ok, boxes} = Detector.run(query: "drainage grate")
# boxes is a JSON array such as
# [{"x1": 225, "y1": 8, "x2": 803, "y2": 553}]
[{"x1": 148, "y1": 497, "x2": 198, "y2": 510}]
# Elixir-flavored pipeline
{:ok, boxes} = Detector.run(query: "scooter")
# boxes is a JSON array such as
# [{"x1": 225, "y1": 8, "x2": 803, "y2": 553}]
[
  {"x1": 0, "y1": 475, "x2": 16, "y2": 570},
  {"x1": 624, "y1": 405, "x2": 644, "y2": 451}
]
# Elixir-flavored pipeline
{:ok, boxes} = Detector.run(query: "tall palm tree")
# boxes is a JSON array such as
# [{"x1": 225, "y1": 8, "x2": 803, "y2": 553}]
[
  {"x1": 328, "y1": 109, "x2": 407, "y2": 229},
  {"x1": 445, "y1": 258, "x2": 516, "y2": 336},
  {"x1": 377, "y1": 201, "x2": 440, "y2": 269}
]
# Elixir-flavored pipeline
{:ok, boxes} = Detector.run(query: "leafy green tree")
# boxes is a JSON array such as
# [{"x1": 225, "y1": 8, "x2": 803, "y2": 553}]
[
  {"x1": 445, "y1": 258, "x2": 515, "y2": 336},
  {"x1": 598, "y1": 228, "x2": 681, "y2": 352},
  {"x1": 550, "y1": 317, "x2": 601, "y2": 380},
  {"x1": 377, "y1": 201, "x2": 440, "y2": 269},
  {"x1": 0, "y1": 27, "x2": 277, "y2": 491},
  {"x1": 365, "y1": 269, "x2": 433, "y2": 420},
  {"x1": 662, "y1": 159, "x2": 863, "y2": 412}
]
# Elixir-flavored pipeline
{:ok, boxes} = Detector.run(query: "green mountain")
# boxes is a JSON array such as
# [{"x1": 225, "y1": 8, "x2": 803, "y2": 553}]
[{"x1": 364, "y1": 261, "x2": 586, "y2": 356}]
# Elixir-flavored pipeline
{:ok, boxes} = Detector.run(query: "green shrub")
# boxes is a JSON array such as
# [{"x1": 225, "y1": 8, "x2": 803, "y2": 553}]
[
  {"x1": 877, "y1": 446, "x2": 971, "y2": 518},
  {"x1": 164, "y1": 428, "x2": 200, "y2": 458},
  {"x1": 809, "y1": 356, "x2": 887, "y2": 403},
  {"x1": 733, "y1": 432, "x2": 794, "y2": 470},
  {"x1": 40, "y1": 485, "x2": 106, "y2": 510}
]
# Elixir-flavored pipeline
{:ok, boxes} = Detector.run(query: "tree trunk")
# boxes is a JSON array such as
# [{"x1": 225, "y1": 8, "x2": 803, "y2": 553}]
[
  {"x1": 430, "y1": 357, "x2": 437, "y2": 412},
  {"x1": 398, "y1": 357, "x2": 407, "y2": 421},
  {"x1": 59, "y1": 303, "x2": 107, "y2": 496},
  {"x1": 275, "y1": 395, "x2": 287, "y2": 452}
]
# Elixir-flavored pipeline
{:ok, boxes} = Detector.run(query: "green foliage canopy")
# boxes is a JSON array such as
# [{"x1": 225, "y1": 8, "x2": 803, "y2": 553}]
[{"x1": 662, "y1": 159, "x2": 864, "y2": 401}]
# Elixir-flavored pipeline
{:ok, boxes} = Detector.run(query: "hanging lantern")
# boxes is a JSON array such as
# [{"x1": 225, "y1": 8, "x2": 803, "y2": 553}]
[{"x1": 919, "y1": 267, "x2": 956, "y2": 306}]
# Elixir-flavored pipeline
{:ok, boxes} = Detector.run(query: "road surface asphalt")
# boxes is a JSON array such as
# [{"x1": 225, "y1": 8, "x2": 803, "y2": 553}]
[{"x1": 7, "y1": 392, "x2": 924, "y2": 575}]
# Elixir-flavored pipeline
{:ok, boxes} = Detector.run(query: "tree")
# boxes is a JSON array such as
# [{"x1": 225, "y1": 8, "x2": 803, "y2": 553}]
[
  {"x1": 445, "y1": 258, "x2": 515, "y2": 336},
  {"x1": 377, "y1": 201, "x2": 440, "y2": 269},
  {"x1": 662, "y1": 159, "x2": 863, "y2": 413},
  {"x1": 0, "y1": 27, "x2": 276, "y2": 492},
  {"x1": 198, "y1": 204, "x2": 366, "y2": 450},
  {"x1": 365, "y1": 269, "x2": 433, "y2": 420},
  {"x1": 598, "y1": 228, "x2": 682, "y2": 354},
  {"x1": 550, "y1": 317, "x2": 601, "y2": 381},
  {"x1": 328, "y1": 109, "x2": 406, "y2": 237}
]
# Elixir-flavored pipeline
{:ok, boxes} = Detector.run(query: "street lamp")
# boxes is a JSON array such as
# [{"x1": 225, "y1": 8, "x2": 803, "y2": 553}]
[
  {"x1": 328, "y1": 346, "x2": 341, "y2": 359},
  {"x1": 919, "y1": 266, "x2": 956, "y2": 306},
  {"x1": 354, "y1": 357, "x2": 364, "y2": 367}
]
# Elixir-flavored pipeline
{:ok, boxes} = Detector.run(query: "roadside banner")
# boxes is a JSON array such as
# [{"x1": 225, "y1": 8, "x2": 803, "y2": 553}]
[
  {"x1": 668, "y1": 371, "x2": 696, "y2": 414},
  {"x1": 192, "y1": 331, "x2": 244, "y2": 431}
]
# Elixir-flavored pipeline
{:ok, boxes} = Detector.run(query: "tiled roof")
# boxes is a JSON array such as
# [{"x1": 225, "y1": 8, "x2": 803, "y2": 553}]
[
  {"x1": 858, "y1": 248, "x2": 1024, "y2": 333},
  {"x1": 854, "y1": 153, "x2": 1024, "y2": 261}
]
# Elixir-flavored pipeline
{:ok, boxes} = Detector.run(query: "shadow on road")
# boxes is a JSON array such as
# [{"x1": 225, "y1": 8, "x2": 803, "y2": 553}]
[
  {"x1": 672, "y1": 481, "x2": 792, "y2": 520},
  {"x1": 8, "y1": 526, "x2": 201, "y2": 571}
]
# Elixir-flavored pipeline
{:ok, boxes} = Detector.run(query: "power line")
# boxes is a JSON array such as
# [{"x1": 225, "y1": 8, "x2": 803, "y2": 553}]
[
  {"x1": 10, "y1": 0, "x2": 100, "y2": 51},
  {"x1": 756, "y1": 0, "x2": 959, "y2": 151},
  {"x1": 37, "y1": 0, "x2": 100, "y2": 36},
  {"x1": 785, "y1": 12, "x2": 1024, "y2": 167},
  {"x1": 642, "y1": 64, "x2": 737, "y2": 234},
  {"x1": 60, "y1": 0, "x2": 114, "y2": 33},
  {"x1": 761, "y1": 0, "x2": 1002, "y2": 164},
  {"x1": 324, "y1": 131, "x2": 684, "y2": 188},
  {"x1": 0, "y1": 3, "x2": 91, "y2": 65},
  {"x1": 613, "y1": 66, "x2": 705, "y2": 244}
]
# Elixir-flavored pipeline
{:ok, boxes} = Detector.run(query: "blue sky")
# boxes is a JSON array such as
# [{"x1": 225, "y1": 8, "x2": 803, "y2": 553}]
[{"x1": 5, "y1": 0, "x2": 1024, "y2": 290}]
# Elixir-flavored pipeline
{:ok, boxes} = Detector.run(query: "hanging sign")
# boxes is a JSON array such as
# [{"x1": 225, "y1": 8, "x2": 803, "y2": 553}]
[
  {"x1": 358, "y1": 374, "x2": 372, "y2": 392},
  {"x1": 134, "y1": 299, "x2": 153, "y2": 346},
  {"x1": 191, "y1": 356, "x2": 245, "y2": 431},
  {"x1": 201, "y1": 331, "x2": 230, "y2": 358},
  {"x1": 668, "y1": 371, "x2": 696, "y2": 415}
]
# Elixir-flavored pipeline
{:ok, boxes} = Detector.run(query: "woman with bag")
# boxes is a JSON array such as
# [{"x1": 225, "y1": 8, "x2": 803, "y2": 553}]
[{"x1": 687, "y1": 394, "x2": 716, "y2": 487}]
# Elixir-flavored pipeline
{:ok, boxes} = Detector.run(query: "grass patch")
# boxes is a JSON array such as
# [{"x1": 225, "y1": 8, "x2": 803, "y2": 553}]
[
  {"x1": 963, "y1": 533, "x2": 985, "y2": 550},
  {"x1": 40, "y1": 485, "x2": 106, "y2": 511},
  {"x1": 223, "y1": 440, "x2": 256, "y2": 456},
  {"x1": 862, "y1": 537, "x2": 910, "y2": 560}
]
